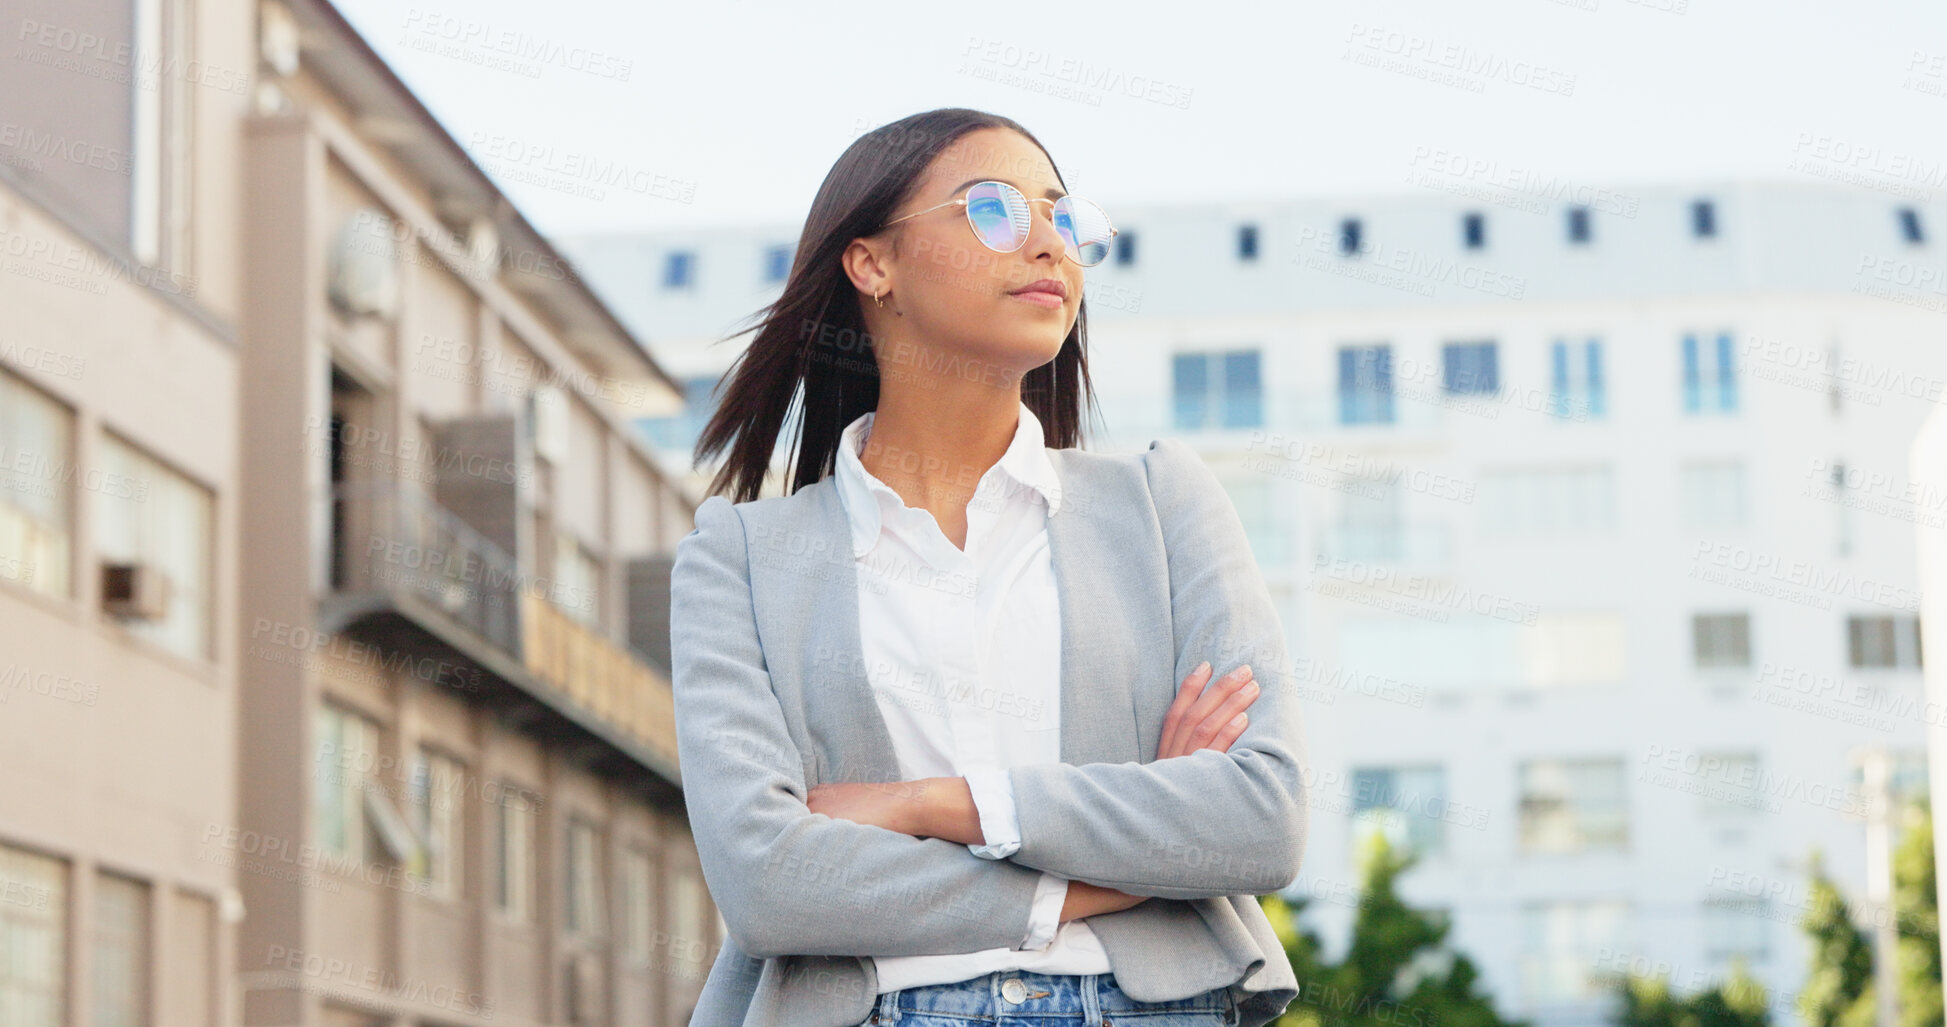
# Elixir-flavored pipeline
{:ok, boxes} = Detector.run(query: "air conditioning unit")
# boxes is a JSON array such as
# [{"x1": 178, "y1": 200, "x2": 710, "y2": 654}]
[
  {"x1": 101, "y1": 561, "x2": 171, "y2": 621},
  {"x1": 530, "y1": 386, "x2": 569, "y2": 464}
]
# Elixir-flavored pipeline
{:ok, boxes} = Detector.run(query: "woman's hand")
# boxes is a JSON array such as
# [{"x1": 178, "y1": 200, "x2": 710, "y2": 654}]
[{"x1": 1157, "y1": 660, "x2": 1257, "y2": 760}]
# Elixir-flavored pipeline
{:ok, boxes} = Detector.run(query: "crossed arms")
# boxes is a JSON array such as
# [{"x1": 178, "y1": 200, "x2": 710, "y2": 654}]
[{"x1": 667, "y1": 438, "x2": 1308, "y2": 960}]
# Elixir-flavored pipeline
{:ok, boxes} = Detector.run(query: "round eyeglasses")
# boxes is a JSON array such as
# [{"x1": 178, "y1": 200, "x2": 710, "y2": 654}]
[{"x1": 881, "y1": 180, "x2": 1118, "y2": 267}]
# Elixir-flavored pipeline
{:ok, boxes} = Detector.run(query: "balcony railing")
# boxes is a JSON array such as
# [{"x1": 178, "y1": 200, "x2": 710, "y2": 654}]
[
  {"x1": 330, "y1": 479, "x2": 522, "y2": 654},
  {"x1": 522, "y1": 592, "x2": 680, "y2": 770}
]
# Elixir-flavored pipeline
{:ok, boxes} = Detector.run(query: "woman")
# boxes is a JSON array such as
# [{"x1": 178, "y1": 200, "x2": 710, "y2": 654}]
[{"x1": 671, "y1": 108, "x2": 1309, "y2": 1027}]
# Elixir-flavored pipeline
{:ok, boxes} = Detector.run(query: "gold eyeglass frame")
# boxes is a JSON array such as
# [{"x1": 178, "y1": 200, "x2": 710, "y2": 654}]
[{"x1": 880, "y1": 180, "x2": 1119, "y2": 266}]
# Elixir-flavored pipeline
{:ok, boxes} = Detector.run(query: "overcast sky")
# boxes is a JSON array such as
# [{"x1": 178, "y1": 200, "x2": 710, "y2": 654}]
[{"x1": 332, "y1": 0, "x2": 1947, "y2": 236}]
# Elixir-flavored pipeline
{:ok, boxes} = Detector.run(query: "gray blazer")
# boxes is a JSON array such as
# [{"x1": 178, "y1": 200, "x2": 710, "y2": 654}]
[{"x1": 669, "y1": 436, "x2": 1310, "y2": 1027}]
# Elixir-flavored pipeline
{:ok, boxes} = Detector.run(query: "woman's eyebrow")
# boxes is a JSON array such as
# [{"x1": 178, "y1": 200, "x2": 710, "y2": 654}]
[{"x1": 948, "y1": 176, "x2": 1067, "y2": 201}]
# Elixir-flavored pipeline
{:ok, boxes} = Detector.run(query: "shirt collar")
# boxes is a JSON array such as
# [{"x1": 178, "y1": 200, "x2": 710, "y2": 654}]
[{"x1": 834, "y1": 400, "x2": 1064, "y2": 559}]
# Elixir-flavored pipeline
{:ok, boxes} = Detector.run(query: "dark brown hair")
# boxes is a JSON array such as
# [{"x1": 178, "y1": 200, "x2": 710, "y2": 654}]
[{"x1": 691, "y1": 107, "x2": 1102, "y2": 503}]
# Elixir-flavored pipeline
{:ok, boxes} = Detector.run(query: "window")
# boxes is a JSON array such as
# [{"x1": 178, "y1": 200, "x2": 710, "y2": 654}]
[
  {"x1": 1224, "y1": 473, "x2": 1288, "y2": 566},
  {"x1": 1442, "y1": 342, "x2": 1499, "y2": 394},
  {"x1": 1114, "y1": 230, "x2": 1136, "y2": 266},
  {"x1": 1693, "y1": 613, "x2": 1752, "y2": 668},
  {"x1": 408, "y1": 748, "x2": 464, "y2": 901},
  {"x1": 1549, "y1": 338, "x2": 1606, "y2": 419},
  {"x1": 1331, "y1": 475, "x2": 1403, "y2": 562},
  {"x1": 1691, "y1": 199, "x2": 1717, "y2": 238},
  {"x1": 1566, "y1": 205, "x2": 1592, "y2": 244},
  {"x1": 0, "y1": 369, "x2": 73, "y2": 598},
  {"x1": 662, "y1": 251, "x2": 694, "y2": 289},
  {"x1": 1521, "y1": 614, "x2": 1626, "y2": 687},
  {"x1": 1521, "y1": 900, "x2": 1629, "y2": 1002},
  {"x1": 672, "y1": 863, "x2": 710, "y2": 981},
  {"x1": 92, "y1": 872, "x2": 149, "y2": 1027},
  {"x1": 639, "y1": 372, "x2": 721, "y2": 453},
  {"x1": 0, "y1": 842, "x2": 67, "y2": 1025},
  {"x1": 1462, "y1": 212, "x2": 1486, "y2": 250},
  {"x1": 1849, "y1": 615, "x2": 1922, "y2": 669},
  {"x1": 167, "y1": 891, "x2": 215, "y2": 1024},
  {"x1": 1680, "y1": 461, "x2": 1747, "y2": 530},
  {"x1": 1351, "y1": 767, "x2": 1448, "y2": 857},
  {"x1": 1696, "y1": 752, "x2": 1764, "y2": 817},
  {"x1": 0, "y1": 0, "x2": 172, "y2": 263},
  {"x1": 1702, "y1": 895, "x2": 1770, "y2": 961},
  {"x1": 1337, "y1": 613, "x2": 1621, "y2": 692},
  {"x1": 1898, "y1": 207, "x2": 1926, "y2": 245},
  {"x1": 1171, "y1": 350, "x2": 1262, "y2": 431},
  {"x1": 1519, "y1": 758, "x2": 1627, "y2": 853},
  {"x1": 1681, "y1": 331, "x2": 1738, "y2": 413},
  {"x1": 1830, "y1": 461, "x2": 1855, "y2": 557},
  {"x1": 620, "y1": 846, "x2": 655, "y2": 963},
  {"x1": 551, "y1": 532, "x2": 601, "y2": 627},
  {"x1": 495, "y1": 785, "x2": 538, "y2": 922},
  {"x1": 1338, "y1": 218, "x2": 1363, "y2": 257},
  {"x1": 96, "y1": 432, "x2": 215, "y2": 660},
  {"x1": 565, "y1": 817, "x2": 604, "y2": 939},
  {"x1": 1477, "y1": 466, "x2": 1616, "y2": 536},
  {"x1": 314, "y1": 703, "x2": 379, "y2": 860},
  {"x1": 1237, "y1": 224, "x2": 1258, "y2": 261},
  {"x1": 1337, "y1": 344, "x2": 1394, "y2": 425},
  {"x1": 1338, "y1": 615, "x2": 1517, "y2": 693},
  {"x1": 763, "y1": 244, "x2": 792, "y2": 283}
]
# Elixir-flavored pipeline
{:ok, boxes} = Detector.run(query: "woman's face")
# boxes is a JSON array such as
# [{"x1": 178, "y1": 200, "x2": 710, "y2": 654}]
[{"x1": 867, "y1": 126, "x2": 1083, "y2": 382}]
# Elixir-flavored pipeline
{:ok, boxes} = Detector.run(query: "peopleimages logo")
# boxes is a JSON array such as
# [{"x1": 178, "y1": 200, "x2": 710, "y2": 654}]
[{"x1": 1688, "y1": 540, "x2": 1921, "y2": 612}]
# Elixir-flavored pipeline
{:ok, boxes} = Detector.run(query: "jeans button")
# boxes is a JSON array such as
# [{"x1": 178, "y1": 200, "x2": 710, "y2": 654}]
[{"x1": 1001, "y1": 978, "x2": 1028, "y2": 1003}]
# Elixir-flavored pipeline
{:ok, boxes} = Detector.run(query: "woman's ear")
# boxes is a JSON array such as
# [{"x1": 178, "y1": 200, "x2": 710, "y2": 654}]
[{"x1": 841, "y1": 237, "x2": 891, "y2": 301}]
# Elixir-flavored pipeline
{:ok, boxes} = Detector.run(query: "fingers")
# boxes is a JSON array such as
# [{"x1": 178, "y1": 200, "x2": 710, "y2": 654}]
[
  {"x1": 1184, "y1": 666, "x2": 1256, "y2": 753},
  {"x1": 1158, "y1": 661, "x2": 1214, "y2": 758},
  {"x1": 1159, "y1": 662, "x2": 1258, "y2": 759}
]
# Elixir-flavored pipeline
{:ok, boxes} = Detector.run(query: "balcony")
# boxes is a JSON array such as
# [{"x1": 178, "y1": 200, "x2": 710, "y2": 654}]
[
  {"x1": 522, "y1": 590, "x2": 679, "y2": 772},
  {"x1": 323, "y1": 477, "x2": 682, "y2": 797},
  {"x1": 330, "y1": 478, "x2": 521, "y2": 653}
]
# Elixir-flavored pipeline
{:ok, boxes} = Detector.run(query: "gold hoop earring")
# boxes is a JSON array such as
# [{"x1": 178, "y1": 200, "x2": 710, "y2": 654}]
[{"x1": 874, "y1": 288, "x2": 884, "y2": 308}]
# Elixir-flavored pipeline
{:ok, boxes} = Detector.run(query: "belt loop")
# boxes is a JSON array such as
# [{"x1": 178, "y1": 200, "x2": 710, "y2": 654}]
[
  {"x1": 876, "y1": 987, "x2": 900, "y2": 1023},
  {"x1": 1082, "y1": 971, "x2": 1102, "y2": 1023}
]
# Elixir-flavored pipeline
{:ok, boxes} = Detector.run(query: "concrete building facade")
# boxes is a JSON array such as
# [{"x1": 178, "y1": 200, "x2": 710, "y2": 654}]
[
  {"x1": 2, "y1": 0, "x2": 715, "y2": 1023},
  {"x1": 562, "y1": 178, "x2": 1945, "y2": 1027},
  {"x1": 1, "y1": 0, "x2": 252, "y2": 1021}
]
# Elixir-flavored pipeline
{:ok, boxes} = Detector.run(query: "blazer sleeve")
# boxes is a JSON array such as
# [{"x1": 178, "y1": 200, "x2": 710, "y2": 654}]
[
  {"x1": 671, "y1": 494, "x2": 1052, "y2": 960},
  {"x1": 999, "y1": 437, "x2": 1310, "y2": 899}
]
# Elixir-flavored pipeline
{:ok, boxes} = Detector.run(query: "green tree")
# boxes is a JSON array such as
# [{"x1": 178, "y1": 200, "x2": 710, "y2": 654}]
[
  {"x1": 1608, "y1": 954, "x2": 1771, "y2": 1027},
  {"x1": 1892, "y1": 798, "x2": 1942, "y2": 1027},
  {"x1": 1262, "y1": 830, "x2": 1527, "y2": 1027},
  {"x1": 1798, "y1": 849, "x2": 1877, "y2": 1027}
]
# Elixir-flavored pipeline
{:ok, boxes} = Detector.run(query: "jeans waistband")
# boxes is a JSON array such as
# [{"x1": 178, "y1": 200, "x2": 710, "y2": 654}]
[{"x1": 874, "y1": 968, "x2": 1234, "y2": 1022}]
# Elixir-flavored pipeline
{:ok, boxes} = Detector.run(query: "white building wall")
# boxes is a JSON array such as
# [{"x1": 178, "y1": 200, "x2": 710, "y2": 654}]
[{"x1": 561, "y1": 181, "x2": 1946, "y2": 1027}]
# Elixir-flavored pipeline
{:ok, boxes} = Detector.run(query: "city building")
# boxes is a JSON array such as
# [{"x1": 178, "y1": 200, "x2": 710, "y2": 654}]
[
  {"x1": 1, "y1": 0, "x2": 250, "y2": 1022},
  {"x1": 235, "y1": 1, "x2": 707, "y2": 1024},
  {"x1": 2, "y1": 0, "x2": 715, "y2": 1023},
  {"x1": 564, "y1": 179, "x2": 1942, "y2": 1026}
]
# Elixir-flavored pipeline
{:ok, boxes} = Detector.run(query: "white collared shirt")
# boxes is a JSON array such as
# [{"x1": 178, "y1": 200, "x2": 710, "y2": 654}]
[{"x1": 833, "y1": 400, "x2": 1113, "y2": 992}]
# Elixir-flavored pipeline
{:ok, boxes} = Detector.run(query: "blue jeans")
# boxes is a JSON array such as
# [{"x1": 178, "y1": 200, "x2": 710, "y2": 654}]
[{"x1": 861, "y1": 969, "x2": 1238, "y2": 1025}]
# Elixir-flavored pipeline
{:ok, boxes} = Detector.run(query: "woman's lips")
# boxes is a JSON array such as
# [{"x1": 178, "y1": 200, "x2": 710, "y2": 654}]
[{"x1": 1008, "y1": 290, "x2": 1064, "y2": 309}]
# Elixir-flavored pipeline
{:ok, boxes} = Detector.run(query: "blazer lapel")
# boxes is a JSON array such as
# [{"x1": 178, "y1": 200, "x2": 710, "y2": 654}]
[
  {"x1": 799, "y1": 477, "x2": 903, "y2": 786},
  {"x1": 1044, "y1": 448, "x2": 1145, "y2": 768},
  {"x1": 794, "y1": 447, "x2": 1144, "y2": 789}
]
